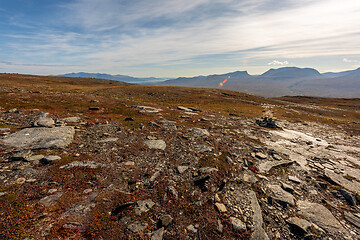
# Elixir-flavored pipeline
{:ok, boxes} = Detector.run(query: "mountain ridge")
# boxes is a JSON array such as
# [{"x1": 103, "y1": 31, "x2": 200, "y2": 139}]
[{"x1": 55, "y1": 67, "x2": 360, "y2": 98}]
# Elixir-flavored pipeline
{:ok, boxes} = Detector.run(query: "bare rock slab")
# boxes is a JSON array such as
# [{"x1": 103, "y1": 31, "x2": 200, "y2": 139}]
[
  {"x1": 325, "y1": 170, "x2": 360, "y2": 194},
  {"x1": 127, "y1": 221, "x2": 148, "y2": 233},
  {"x1": 249, "y1": 190, "x2": 269, "y2": 240},
  {"x1": 39, "y1": 192, "x2": 63, "y2": 207},
  {"x1": 258, "y1": 160, "x2": 294, "y2": 173},
  {"x1": 268, "y1": 185, "x2": 295, "y2": 206},
  {"x1": 298, "y1": 200, "x2": 347, "y2": 235},
  {"x1": 1, "y1": 126, "x2": 75, "y2": 150}
]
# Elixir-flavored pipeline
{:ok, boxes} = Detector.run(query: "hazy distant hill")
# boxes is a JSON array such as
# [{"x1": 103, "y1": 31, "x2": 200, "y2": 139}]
[
  {"x1": 156, "y1": 67, "x2": 359, "y2": 98},
  {"x1": 56, "y1": 72, "x2": 168, "y2": 83}
]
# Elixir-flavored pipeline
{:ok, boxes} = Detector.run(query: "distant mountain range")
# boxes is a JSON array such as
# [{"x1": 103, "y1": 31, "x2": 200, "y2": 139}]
[
  {"x1": 155, "y1": 67, "x2": 360, "y2": 98},
  {"x1": 56, "y1": 72, "x2": 168, "y2": 83},
  {"x1": 56, "y1": 67, "x2": 360, "y2": 98}
]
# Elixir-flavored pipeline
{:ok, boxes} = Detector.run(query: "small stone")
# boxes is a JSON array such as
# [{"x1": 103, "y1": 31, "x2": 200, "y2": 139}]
[
  {"x1": 33, "y1": 117, "x2": 55, "y2": 128},
  {"x1": 97, "y1": 138, "x2": 119, "y2": 143},
  {"x1": 40, "y1": 192, "x2": 63, "y2": 207},
  {"x1": 40, "y1": 155, "x2": 61, "y2": 164},
  {"x1": 159, "y1": 214, "x2": 173, "y2": 227},
  {"x1": 167, "y1": 185, "x2": 178, "y2": 199},
  {"x1": 123, "y1": 161, "x2": 135, "y2": 167},
  {"x1": 16, "y1": 178, "x2": 26, "y2": 185},
  {"x1": 289, "y1": 176, "x2": 301, "y2": 184},
  {"x1": 268, "y1": 185, "x2": 295, "y2": 206},
  {"x1": 127, "y1": 221, "x2": 148, "y2": 233},
  {"x1": 217, "y1": 219, "x2": 223, "y2": 233},
  {"x1": 215, "y1": 203, "x2": 227, "y2": 213},
  {"x1": 26, "y1": 154, "x2": 44, "y2": 162},
  {"x1": 83, "y1": 189, "x2": 93, "y2": 194},
  {"x1": 62, "y1": 117, "x2": 80, "y2": 123},
  {"x1": 135, "y1": 199, "x2": 155, "y2": 216},
  {"x1": 151, "y1": 227, "x2": 164, "y2": 240},
  {"x1": 214, "y1": 193, "x2": 221, "y2": 202},
  {"x1": 255, "y1": 152, "x2": 267, "y2": 159},
  {"x1": 230, "y1": 217, "x2": 246, "y2": 231},
  {"x1": 176, "y1": 166, "x2": 189, "y2": 174},
  {"x1": 125, "y1": 117, "x2": 134, "y2": 121},
  {"x1": 89, "y1": 107, "x2": 99, "y2": 110},
  {"x1": 287, "y1": 217, "x2": 312, "y2": 234},
  {"x1": 48, "y1": 189, "x2": 58, "y2": 194},
  {"x1": 186, "y1": 224, "x2": 197, "y2": 233},
  {"x1": 272, "y1": 154, "x2": 282, "y2": 160},
  {"x1": 10, "y1": 150, "x2": 32, "y2": 161},
  {"x1": 145, "y1": 140, "x2": 166, "y2": 150},
  {"x1": 281, "y1": 182, "x2": 294, "y2": 193},
  {"x1": 243, "y1": 173, "x2": 258, "y2": 183}
]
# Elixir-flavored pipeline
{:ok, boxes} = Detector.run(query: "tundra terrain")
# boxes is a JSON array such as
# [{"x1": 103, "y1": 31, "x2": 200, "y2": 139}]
[{"x1": 0, "y1": 73, "x2": 359, "y2": 239}]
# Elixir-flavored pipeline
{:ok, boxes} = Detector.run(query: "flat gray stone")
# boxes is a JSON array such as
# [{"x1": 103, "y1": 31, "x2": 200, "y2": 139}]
[
  {"x1": 230, "y1": 217, "x2": 246, "y2": 231},
  {"x1": 62, "y1": 117, "x2": 80, "y2": 123},
  {"x1": 298, "y1": 200, "x2": 347, "y2": 235},
  {"x1": 195, "y1": 144, "x2": 213, "y2": 153},
  {"x1": 255, "y1": 152, "x2": 267, "y2": 159},
  {"x1": 60, "y1": 161, "x2": 106, "y2": 169},
  {"x1": 33, "y1": 117, "x2": 55, "y2": 127},
  {"x1": 325, "y1": 170, "x2": 360, "y2": 194},
  {"x1": 145, "y1": 140, "x2": 166, "y2": 150},
  {"x1": 127, "y1": 221, "x2": 148, "y2": 233},
  {"x1": 151, "y1": 227, "x2": 164, "y2": 240},
  {"x1": 135, "y1": 199, "x2": 155, "y2": 216},
  {"x1": 26, "y1": 154, "x2": 44, "y2": 162},
  {"x1": 39, "y1": 192, "x2": 63, "y2": 207},
  {"x1": 249, "y1": 190, "x2": 269, "y2": 240},
  {"x1": 159, "y1": 215, "x2": 173, "y2": 227},
  {"x1": 176, "y1": 166, "x2": 189, "y2": 174},
  {"x1": 268, "y1": 185, "x2": 295, "y2": 206},
  {"x1": 286, "y1": 217, "x2": 311, "y2": 234},
  {"x1": 97, "y1": 138, "x2": 119, "y2": 143},
  {"x1": 1, "y1": 126, "x2": 75, "y2": 150},
  {"x1": 281, "y1": 182, "x2": 294, "y2": 193},
  {"x1": 258, "y1": 160, "x2": 294, "y2": 173},
  {"x1": 40, "y1": 155, "x2": 61, "y2": 164},
  {"x1": 191, "y1": 128, "x2": 210, "y2": 137},
  {"x1": 289, "y1": 176, "x2": 301, "y2": 184}
]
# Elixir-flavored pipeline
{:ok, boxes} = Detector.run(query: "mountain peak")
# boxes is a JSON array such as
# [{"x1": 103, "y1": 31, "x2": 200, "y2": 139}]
[{"x1": 261, "y1": 67, "x2": 321, "y2": 78}]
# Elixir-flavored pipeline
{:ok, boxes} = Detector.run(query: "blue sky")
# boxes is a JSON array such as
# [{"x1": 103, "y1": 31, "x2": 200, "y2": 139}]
[{"x1": 0, "y1": 0, "x2": 360, "y2": 77}]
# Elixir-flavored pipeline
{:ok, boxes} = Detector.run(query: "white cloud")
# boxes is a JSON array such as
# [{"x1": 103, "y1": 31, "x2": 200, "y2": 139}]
[
  {"x1": 2, "y1": 0, "x2": 360, "y2": 76},
  {"x1": 343, "y1": 58, "x2": 358, "y2": 63},
  {"x1": 268, "y1": 60, "x2": 289, "y2": 66}
]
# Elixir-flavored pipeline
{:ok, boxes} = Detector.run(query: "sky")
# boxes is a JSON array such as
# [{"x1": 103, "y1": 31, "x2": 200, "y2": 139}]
[{"x1": 0, "y1": 0, "x2": 360, "y2": 77}]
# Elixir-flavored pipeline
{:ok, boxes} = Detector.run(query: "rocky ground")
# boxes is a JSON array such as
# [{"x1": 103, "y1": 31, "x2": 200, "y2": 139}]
[{"x1": 0, "y1": 73, "x2": 359, "y2": 239}]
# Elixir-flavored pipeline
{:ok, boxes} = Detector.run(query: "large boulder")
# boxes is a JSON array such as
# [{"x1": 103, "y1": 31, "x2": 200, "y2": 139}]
[{"x1": 1, "y1": 126, "x2": 75, "y2": 150}]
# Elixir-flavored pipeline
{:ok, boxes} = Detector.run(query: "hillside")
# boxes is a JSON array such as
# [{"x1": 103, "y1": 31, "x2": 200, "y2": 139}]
[
  {"x1": 0, "y1": 73, "x2": 359, "y2": 239},
  {"x1": 57, "y1": 72, "x2": 168, "y2": 84}
]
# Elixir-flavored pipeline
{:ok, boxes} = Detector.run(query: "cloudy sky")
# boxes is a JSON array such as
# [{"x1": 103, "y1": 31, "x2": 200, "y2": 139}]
[{"x1": 0, "y1": 0, "x2": 360, "y2": 77}]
